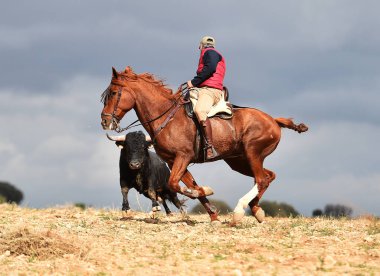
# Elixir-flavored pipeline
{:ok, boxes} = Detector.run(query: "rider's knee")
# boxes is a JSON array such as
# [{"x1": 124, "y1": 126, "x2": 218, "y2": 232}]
[{"x1": 194, "y1": 108, "x2": 208, "y2": 122}]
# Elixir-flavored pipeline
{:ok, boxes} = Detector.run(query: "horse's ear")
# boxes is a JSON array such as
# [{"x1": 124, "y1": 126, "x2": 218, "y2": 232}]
[
  {"x1": 125, "y1": 66, "x2": 134, "y2": 73},
  {"x1": 112, "y1": 67, "x2": 118, "y2": 78}
]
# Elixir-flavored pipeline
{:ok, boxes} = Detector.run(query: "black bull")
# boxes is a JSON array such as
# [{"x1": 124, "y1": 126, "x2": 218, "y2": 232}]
[{"x1": 107, "y1": 131, "x2": 184, "y2": 215}]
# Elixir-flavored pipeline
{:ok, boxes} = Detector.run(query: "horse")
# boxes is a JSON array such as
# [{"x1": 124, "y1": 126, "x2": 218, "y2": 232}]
[{"x1": 101, "y1": 66, "x2": 308, "y2": 225}]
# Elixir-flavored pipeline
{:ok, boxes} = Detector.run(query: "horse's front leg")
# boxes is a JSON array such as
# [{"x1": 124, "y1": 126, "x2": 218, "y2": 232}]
[
  {"x1": 181, "y1": 170, "x2": 219, "y2": 222},
  {"x1": 180, "y1": 170, "x2": 214, "y2": 198},
  {"x1": 168, "y1": 156, "x2": 213, "y2": 198}
]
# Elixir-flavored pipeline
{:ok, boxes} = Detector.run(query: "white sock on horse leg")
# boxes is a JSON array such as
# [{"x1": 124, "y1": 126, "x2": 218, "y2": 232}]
[{"x1": 233, "y1": 184, "x2": 259, "y2": 214}]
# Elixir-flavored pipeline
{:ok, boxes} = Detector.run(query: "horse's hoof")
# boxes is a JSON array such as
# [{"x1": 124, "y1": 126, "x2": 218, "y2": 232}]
[
  {"x1": 231, "y1": 212, "x2": 244, "y2": 226},
  {"x1": 180, "y1": 187, "x2": 199, "y2": 198},
  {"x1": 253, "y1": 207, "x2": 265, "y2": 223},
  {"x1": 202, "y1": 186, "x2": 214, "y2": 196}
]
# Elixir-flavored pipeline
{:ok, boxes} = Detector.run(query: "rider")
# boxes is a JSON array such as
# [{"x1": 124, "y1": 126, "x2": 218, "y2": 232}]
[{"x1": 187, "y1": 36, "x2": 226, "y2": 160}]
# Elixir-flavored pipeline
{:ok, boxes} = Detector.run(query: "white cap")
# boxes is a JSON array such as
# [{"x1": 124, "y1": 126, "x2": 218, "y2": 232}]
[{"x1": 200, "y1": 36, "x2": 215, "y2": 47}]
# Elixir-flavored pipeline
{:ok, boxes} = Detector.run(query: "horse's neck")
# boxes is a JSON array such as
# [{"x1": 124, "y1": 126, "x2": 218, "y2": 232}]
[{"x1": 133, "y1": 84, "x2": 174, "y2": 135}]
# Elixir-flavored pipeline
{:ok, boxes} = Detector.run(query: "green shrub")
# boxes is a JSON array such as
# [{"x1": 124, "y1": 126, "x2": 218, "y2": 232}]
[
  {"x1": 74, "y1": 203, "x2": 87, "y2": 210},
  {"x1": 190, "y1": 199, "x2": 232, "y2": 215},
  {"x1": 0, "y1": 195, "x2": 6, "y2": 204},
  {"x1": 0, "y1": 181, "x2": 23, "y2": 204},
  {"x1": 312, "y1": 209, "x2": 323, "y2": 217},
  {"x1": 324, "y1": 204, "x2": 352, "y2": 218},
  {"x1": 258, "y1": 200, "x2": 299, "y2": 217}
]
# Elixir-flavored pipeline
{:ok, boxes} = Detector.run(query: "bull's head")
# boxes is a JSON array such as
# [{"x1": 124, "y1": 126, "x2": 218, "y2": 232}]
[{"x1": 107, "y1": 131, "x2": 153, "y2": 170}]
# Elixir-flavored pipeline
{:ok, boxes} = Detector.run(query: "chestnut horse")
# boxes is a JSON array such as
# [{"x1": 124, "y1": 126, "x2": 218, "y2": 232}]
[{"x1": 101, "y1": 67, "x2": 308, "y2": 224}]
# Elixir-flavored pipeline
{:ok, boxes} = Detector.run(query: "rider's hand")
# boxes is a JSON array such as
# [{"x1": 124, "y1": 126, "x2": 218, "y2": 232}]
[{"x1": 187, "y1": 80, "x2": 193, "y2": 88}]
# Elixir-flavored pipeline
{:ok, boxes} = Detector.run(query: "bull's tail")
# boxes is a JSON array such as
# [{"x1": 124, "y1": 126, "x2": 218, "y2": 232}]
[{"x1": 275, "y1": 117, "x2": 308, "y2": 133}]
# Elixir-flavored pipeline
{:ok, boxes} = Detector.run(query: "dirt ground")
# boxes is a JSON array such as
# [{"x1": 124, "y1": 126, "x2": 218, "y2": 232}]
[{"x1": 0, "y1": 204, "x2": 379, "y2": 275}]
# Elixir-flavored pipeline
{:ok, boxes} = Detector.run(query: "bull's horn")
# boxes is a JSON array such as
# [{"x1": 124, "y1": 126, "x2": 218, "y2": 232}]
[
  {"x1": 145, "y1": 135, "x2": 152, "y2": 142},
  {"x1": 106, "y1": 133, "x2": 126, "y2": 142}
]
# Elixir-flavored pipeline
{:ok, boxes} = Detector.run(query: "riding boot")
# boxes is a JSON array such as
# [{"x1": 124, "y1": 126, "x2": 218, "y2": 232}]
[{"x1": 200, "y1": 118, "x2": 218, "y2": 159}]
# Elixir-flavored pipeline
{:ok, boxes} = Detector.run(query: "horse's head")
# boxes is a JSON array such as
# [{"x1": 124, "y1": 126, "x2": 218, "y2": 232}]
[{"x1": 101, "y1": 67, "x2": 136, "y2": 131}]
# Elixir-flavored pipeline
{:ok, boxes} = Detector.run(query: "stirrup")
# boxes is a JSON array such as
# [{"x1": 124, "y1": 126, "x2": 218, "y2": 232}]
[{"x1": 204, "y1": 145, "x2": 218, "y2": 159}]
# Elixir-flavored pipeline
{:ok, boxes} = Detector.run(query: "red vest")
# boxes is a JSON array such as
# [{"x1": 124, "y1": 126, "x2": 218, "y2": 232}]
[{"x1": 197, "y1": 48, "x2": 226, "y2": 90}]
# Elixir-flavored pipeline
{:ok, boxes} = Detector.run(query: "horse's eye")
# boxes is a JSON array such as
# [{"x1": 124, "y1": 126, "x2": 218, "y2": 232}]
[{"x1": 111, "y1": 91, "x2": 117, "y2": 95}]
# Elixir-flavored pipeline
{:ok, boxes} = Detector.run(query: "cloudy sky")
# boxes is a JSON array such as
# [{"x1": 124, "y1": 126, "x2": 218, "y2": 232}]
[{"x1": 1, "y1": 1, "x2": 379, "y2": 216}]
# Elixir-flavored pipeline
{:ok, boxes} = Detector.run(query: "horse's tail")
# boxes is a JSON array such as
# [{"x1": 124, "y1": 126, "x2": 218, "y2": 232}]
[{"x1": 275, "y1": 117, "x2": 308, "y2": 133}]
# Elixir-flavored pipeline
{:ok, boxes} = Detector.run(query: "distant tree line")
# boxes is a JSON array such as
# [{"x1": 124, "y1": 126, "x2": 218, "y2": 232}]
[
  {"x1": 191, "y1": 199, "x2": 299, "y2": 217},
  {"x1": 0, "y1": 181, "x2": 23, "y2": 204},
  {"x1": 191, "y1": 199, "x2": 232, "y2": 215},
  {"x1": 312, "y1": 204, "x2": 353, "y2": 218},
  {"x1": 258, "y1": 200, "x2": 299, "y2": 217}
]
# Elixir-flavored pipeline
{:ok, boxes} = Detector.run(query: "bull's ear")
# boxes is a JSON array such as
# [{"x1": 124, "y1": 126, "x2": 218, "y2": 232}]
[
  {"x1": 115, "y1": 141, "x2": 124, "y2": 149},
  {"x1": 112, "y1": 67, "x2": 118, "y2": 78}
]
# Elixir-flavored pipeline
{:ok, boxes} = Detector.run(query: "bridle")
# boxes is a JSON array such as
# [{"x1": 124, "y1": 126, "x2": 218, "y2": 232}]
[
  {"x1": 101, "y1": 87, "x2": 123, "y2": 132},
  {"x1": 102, "y1": 84, "x2": 190, "y2": 139}
]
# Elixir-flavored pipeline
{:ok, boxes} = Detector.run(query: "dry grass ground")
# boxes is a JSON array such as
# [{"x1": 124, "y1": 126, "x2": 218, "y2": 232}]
[{"x1": 0, "y1": 203, "x2": 379, "y2": 275}]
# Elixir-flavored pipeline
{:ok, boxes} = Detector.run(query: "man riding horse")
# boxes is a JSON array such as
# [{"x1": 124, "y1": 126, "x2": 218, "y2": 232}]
[
  {"x1": 100, "y1": 38, "x2": 308, "y2": 225},
  {"x1": 187, "y1": 36, "x2": 225, "y2": 160}
]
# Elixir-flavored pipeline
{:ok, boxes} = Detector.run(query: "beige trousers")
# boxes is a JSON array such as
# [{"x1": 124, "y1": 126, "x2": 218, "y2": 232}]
[{"x1": 192, "y1": 87, "x2": 224, "y2": 121}]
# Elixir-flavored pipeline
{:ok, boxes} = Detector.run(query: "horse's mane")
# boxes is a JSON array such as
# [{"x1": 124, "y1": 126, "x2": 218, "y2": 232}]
[
  {"x1": 120, "y1": 67, "x2": 173, "y2": 95},
  {"x1": 101, "y1": 67, "x2": 177, "y2": 103}
]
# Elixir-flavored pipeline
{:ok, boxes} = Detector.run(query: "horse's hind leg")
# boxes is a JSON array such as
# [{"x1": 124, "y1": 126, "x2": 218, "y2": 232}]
[
  {"x1": 181, "y1": 170, "x2": 220, "y2": 222},
  {"x1": 232, "y1": 154, "x2": 269, "y2": 225},
  {"x1": 248, "y1": 168, "x2": 276, "y2": 223}
]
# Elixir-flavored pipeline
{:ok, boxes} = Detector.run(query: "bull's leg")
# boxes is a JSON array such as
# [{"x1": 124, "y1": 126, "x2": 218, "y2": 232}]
[
  {"x1": 151, "y1": 200, "x2": 161, "y2": 212},
  {"x1": 147, "y1": 188, "x2": 161, "y2": 217},
  {"x1": 166, "y1": 191, "x2": 186, "y2": 215},
  {"x1": 167, "y1": 157, "x2": 212, "y2": 198},
  {"x1": 171, "y1": 196, "x2": 186, "y2": 215},
  {"x1": 161, "y1": 200, "x2": 172, "y2": 215},
  {"x1": 248, "y1": 169, "x2": 276, "y2": 223},
  {"x1": 120, "y1": 185, "x2": 132, "y2": 217},
  {"x1": 181, "y1": 170, "x2": 220, "y2": 222},
  {"x1": 232, "y1": 155, "x2": 268, "y2": 225}
]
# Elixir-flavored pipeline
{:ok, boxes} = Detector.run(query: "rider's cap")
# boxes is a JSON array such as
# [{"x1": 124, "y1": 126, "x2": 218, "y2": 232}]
[{"x1": 200, "y1": 36, "x2": 215, "y2": 47}]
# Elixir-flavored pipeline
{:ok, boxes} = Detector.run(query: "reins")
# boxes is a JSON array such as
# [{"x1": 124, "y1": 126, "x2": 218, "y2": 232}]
[{"x1": 105, "y1": 84, "x2": 190, "y2": 142}]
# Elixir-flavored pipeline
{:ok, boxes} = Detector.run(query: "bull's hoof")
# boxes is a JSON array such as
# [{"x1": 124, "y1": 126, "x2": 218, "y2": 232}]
[
  {"x1": 202, "y1": 186, "x2": 214, "y2": 196},
  {"x1": 121, "y1": 209, "x2": 134, "y2": 219},
  {"x1": 151, "y1": 206, "x2": 161, "y2": 212},
  {"x1": 253, "y1": 207, "x2": 265, "y2": 223},
  {"x1": 150, "y1": 210, "x2": 163, "y2": 219},
  {"x1": 230, "y1": 212, "x2": 245, "y2": 226}
]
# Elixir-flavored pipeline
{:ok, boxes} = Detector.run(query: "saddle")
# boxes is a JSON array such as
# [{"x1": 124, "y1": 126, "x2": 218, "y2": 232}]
[{"x1": 183, "y1": 87, "x2": 233, "y2": 120}]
